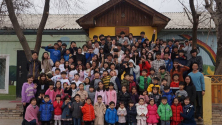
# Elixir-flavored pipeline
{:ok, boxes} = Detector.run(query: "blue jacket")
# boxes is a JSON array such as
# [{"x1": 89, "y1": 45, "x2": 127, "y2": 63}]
[
  {"x1": 45, "y1": 46, "x2": 61, "y2": 63},
  {"x1": 126, "y1": 106, "x2": 137, "y2": 123},
  {"x1": 181, "y1": 104, "x2": 196, "y2": 125},
  {"x1": 162, "y1": 90, "x2": 175, "y2": 105},
  {"x1": 105, "y1": 108, "x2": 118, "y2": 124},
  {"x1": 39, "y1": 100, "x2": 54, "y2": 121},
  {"x1": 85, "y1": 52, "x2": 95, "y2": 63},
  {"x1": 63, "y1": 54, "x2": 72, "y2": 61},
  {"x1": 164, "y1": 59, "x2": 173, "y2": 73},
  {"x1": 61, "y1": 101, "x2": 72, "y2": 119}
]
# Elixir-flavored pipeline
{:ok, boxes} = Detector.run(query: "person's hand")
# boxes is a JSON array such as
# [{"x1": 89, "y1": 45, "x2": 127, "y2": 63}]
[
  {"x1": 80, "y1": 106, "x2": 83, "y2": 108},
  {"x1": 48, "y1": 56, "x2": 50, "y2": 59},
  {"x1": 153, "y1": 29, "x2": 156, "y2": 34},
  {"x1": 34, "y1": 84, "x2": 37, "y2": 89},
  {"x1": 68, "y1": 104, "x2": 71, "y2": 108},
  {"x1": 38, "y1": 96, "x2": 41, "y2": 99},
  {"x1": 121, "y1": 114, "x2": 124, "y2": 116},
  {"x1": 23, "y1": 103, "x2": 26, "y2": 106},
  {"x1": 172, "y1": 37, "x2": 175, "y2": 41},
  {"x1": 176, "y1": 56, "x2": 179, "y2": 58},
  {"x1": 179, "y1": 63, "x2": 184, "y2": 67},
  {"x1": 101, "y1": 54, "x2": 104, "y2": 58},
  {"x1": 125, "y1": 64, "x2": 128, "y2": 68},
  {"x1": 202, "y1": 91, "x2": 205, "y2": 96},
  {"x1": 48, "y1": 44, "x2": 52, "y2": 46},
  {"x1": 74, "y1": 52, "x2": 76, "y2": 55}
]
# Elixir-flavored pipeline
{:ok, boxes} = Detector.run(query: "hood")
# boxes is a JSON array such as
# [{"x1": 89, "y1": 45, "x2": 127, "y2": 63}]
[
  {"x1": 162, "y1": 89, "x2": 173, "y2": 95},
  {"x1": 42, "y1": 99, "x2": 52, "y2": 104},
  {"x1": 129, "y1": 59, "x2": 136, "y2": 66}
]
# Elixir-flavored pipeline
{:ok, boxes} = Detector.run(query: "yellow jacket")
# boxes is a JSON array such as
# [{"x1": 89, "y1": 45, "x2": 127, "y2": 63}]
[{"x1": 147, "y1": 84, "x2": 160, "y2": 94}]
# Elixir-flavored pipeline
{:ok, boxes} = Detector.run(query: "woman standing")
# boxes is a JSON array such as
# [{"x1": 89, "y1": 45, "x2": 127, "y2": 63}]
[
  {"x1": 36, "y1": 73, "x2": 49, "y2": 96},
  {"x1": 41, "y1": 52, "x2": 54, "y2": 74},
  {"x1": 170, "y1": 60, "x2": 190, "y2": 82},
  {"x1": 184, "y1": 75, "x2": 196, "y2": 105},
  {"x1": 24, "y1": 97, "x2": 39, "y2": 125}
]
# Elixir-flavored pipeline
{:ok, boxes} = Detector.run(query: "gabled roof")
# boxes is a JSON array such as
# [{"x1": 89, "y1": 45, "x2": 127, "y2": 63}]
[{"x1": 76, "y1": 0, "x2": 170, "y2": 30}]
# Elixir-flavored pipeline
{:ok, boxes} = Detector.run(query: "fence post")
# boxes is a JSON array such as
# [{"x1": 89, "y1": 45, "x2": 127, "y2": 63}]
[{"x1": 203, "y1": 76, "x2": 212, "y2": 125}]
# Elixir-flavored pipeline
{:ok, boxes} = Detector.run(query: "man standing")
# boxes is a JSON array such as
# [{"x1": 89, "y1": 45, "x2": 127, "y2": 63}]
[
  {"x1": 27, "y1": 52, "x2": 41, "y2": 83},
  {"x1": 188, "y1": 62, "x2": 205, "y2": 121},
  {"x1": 119, "y1": 31, "x2": 130, "y2": 44},
  {"x1": 187, "y1": 49, "x2": 203, "y2": 72}
]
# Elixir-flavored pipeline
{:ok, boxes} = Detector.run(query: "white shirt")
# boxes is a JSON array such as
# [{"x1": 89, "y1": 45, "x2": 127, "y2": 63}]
[
  {"x1": 51, "y1": 75, "x2": 61, "y2": 86},
  {"x1": 60, "y1": 78, "x2": 70, "y2": 89},
  {"x1": 71, "y1": 80, "x2": 82, "y2": 89},
  {"x1": 69, "y1": 70, "x2": 78, "y2": 81},
  {"x1": 52, "y1": 67, "x2": 65, "y2": 74}
]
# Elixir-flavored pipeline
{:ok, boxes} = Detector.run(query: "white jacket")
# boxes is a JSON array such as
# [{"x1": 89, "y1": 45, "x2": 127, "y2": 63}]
[{"x1": 136, "y1": 103, "x2": 148, "y2": 120}]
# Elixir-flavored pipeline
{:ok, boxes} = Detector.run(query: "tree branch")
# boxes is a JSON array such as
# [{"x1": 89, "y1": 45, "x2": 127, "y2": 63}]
[{"x1": 183, "y1": 8, "x2": 193, "y2": 24}]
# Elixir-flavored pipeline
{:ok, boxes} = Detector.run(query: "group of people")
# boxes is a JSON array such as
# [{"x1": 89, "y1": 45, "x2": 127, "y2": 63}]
[{"x1": 22, "y1": 30, "x2": 205, "y2": 125}]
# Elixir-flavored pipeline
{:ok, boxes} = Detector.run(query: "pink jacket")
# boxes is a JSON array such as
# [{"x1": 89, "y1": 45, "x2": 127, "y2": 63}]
[
  {"x1": 146, "y1": 104, "x2": 159, "y2": 123},
  {"x1": 139, "y1": 95, "x2": 149, "y2": 104},
  {"x1": 106, "y1": 90, "x2": 117, "y2": 106},
  {"x1": 95, "y1": 90, "x2": 107, "y2": 104},
  {"x1": 25, "y1": 104, "x2": 39, "y2": 124},
  {"x1": 54, "y1": 89, "x2": 65, "y2": 99},
  {"x1": 45, "y1": 89, "x2": 56, "y2": 103}
]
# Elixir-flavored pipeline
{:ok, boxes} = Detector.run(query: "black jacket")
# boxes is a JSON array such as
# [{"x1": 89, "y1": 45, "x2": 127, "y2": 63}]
[
  {"x1": 117, "y1": 91, "x2": 130, "y2": 107},
  {"x1": 187, "y1": 56, "x2": 203, "y2": 72},
  {"x1": 27, "y1": 59, "x2": 41, "y2": 80},
  {"x1": 184, "y1": 84, "x2": 196, "y2": 105},
  {"x1": 69, "y1": 47, "x2": 78, "y2": 55},
  {"x1": 149, "y1": 93, "x2": 161, "y2": 107},
  {"x1": 126, "y1": 105, "x2": 137, "y2": 123},
  {"x1": 73, "y1": 54, "x2": 86, "y2": 65},
  {"x1": 36, "y1": 81, "x2": 49, "y2": 96}
]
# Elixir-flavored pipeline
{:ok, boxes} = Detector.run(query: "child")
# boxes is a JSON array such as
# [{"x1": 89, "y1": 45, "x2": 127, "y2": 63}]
[
  {"x1": 105, "y1": 101, "x2": 119, "y2": 125},
  {"x1": 101, "y1": 70, "x2": 111, "y2": 90},
  {"x1": 171, "y1": 98, "x2": 183, "y2": 125},
  {"x1": 149, "y1": 87, "x2": 161, "y2": 106},
  {"x1": 63, "y1": 83, "x2": 71, "y2": 96},
  {"x1": 70, "y1": 82, "x2": 77, "y2": 99},
  {"x1": 61, "y1": 96, "x2": 72, "y2": 125},
  {"x1": 129, "y1": 74, "x2": 137, "y2": 93},
  {"x1": 63, "y1": 49, "x2": 72, "y2": 61},
  {"x1": 149, "y1": 68, "x2": 156, "y2": 82},
  {"x1": 130, "y1": 86, "x2": 139, "y2": 104},
  {"x1": 71, "y1": 94, "x2": 84, "y2": 125},
  {"x1": 39, "y1": 95, "x2": 54, "y2": 125},
  {"x1": 77, "y1": 83, "x2": 88, "y2": 102},
  {"x1": 146, "y1": 99, "x2": 159, "y2": 125},
  {"x1": 147, "y1": 77, "x2": 160, "y2": 95},
  {"x1": 138, "y1": 69, "x2": 152, "y2": 95},
  {"x1": 51, "y1": 68, "x2": 61, "y2": 84},
  {"x1": 162, "y1": 86, "x2": 175, "y2": 106},
  {"x1": 170, "y1": 74, "x2": 180, "y2": 94},
  {"x1": 91, "y1": 72, "x2": 102, "y2": 90},
  {"x1": 77, "y1": 64, "x2": 85, "y2": 82},
  {"x1": 180, "y1": 97, "x2": 196, "y2": 125},
  {"x1": 54, "y1": 81, "x2": 65, "y2": 100},
  {"x1": 94, "y1": 95, "x2": 106, "y2": 125},
  {"x1": 88, "y1": 85, "x2": 95, "y2": 104},
  {"x1": 139, "y1": 91, "x2": 149, "y2": 104},
  {"x1": 117, "y1": 86, "x2": 131, "y2": 107},
  {"x1": 106, "y1": 82, "x2": 117, "y2": 106},
  {"x1": 175, "y1": 82, "x2": 188, "y2": 103},
  {"x1": 126, "y1": 100, "x2": 137, "y2": 125},
  {"x1": 53, "y1": 94, "x2": 63, "y2": 125},
  {"x1": 157, "y1": 97, "x2": 172, "y2": 125},
  {"x1": 81, "y1": 98, "x2": 95, "y2": 125},
  {"x1": 60, "y1": 71, "x2": 70, "y2": 88},
  {"x1": 37, "y1": 90, "x2": 45, "y2": 106},
  {"x1": 117, "y1": 102, "x2": 127, "y2": 125},
  {"x1": 69, "y1": 63, "x2": 77, "y2": 81},
  {"x1": 160, "y1": 78, "x2": 168, "y2": 92},
  {"x1": 121, "y1": 73, "x2": 130, "y2": 92},
  {"x1": 109, "y1": 70, "x2": 121, "y2": 93},
  {"x1": 52, "y1": 61, "x2": 64, "y2": 75},
  {"x1": 84, "y1": 77, "x2": 91, "y2": 92},
  {"x1": 45, "y1": 82, "x2": 56, "y2": 103},
  {"x1": 71, "y1": 74, "x2": 82, "y2": 89},
  {"x1": 59, "y1": 58, "x2": 65, "y2": 69},
  {"x1": 24, "y1": 97, "x2": 39, "y2": 125},
  {"x1": 95, "y1": 81, "x2": 107, "y2": 104},
  {"x1": 136, "y1": 98, "x2": 148, "y2": 125},
  {"x1": 45, "y1": 43, "x2": 61, "y2": 63}
]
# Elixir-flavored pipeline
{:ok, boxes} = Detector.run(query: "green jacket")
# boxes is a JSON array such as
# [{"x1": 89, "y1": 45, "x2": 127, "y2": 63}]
[
  {"x1": 121, "y1": 79, "x2": 129, "y2": 91},
  {"x1": 157, "y1": 103, "x2": 172, "y2": 121},
  {"x1": 139, "y1": 76, "x2": 151, "y2": 91}
]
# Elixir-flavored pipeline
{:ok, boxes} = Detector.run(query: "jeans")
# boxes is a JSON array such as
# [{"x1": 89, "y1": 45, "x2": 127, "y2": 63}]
[
  {"x1": 73, "y1": 118, "x2": 81, "y2": 125},
  {"x1": 161, "y1": 120, "x2": 170, "y2": 125},
  {"x1": 196, "y1": 91, "x2": 203, "y2": 118},
  {"x1": 29, "y1": 119, "x2": 36, "y2": 125}
]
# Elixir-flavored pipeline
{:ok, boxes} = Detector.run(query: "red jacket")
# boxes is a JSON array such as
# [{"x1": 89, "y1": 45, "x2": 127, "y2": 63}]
[
  {"x1": 171, "y1": 103, "x2": 183, "y2": 122},
  {"x1": 170, "y1": 81, "x2": 180, "y2": 89},
  {"x1": 129, "y1": 81, "x2": 137, "y2": 93},
  {"x1": 139, "y1": 61, "x2": 151, "y2": 76},
  {"x1": 53, "y1": 100, "x2": 63, "y2": 115},
  {"x1": 81, "y1": 103, "x2": 95, "y2": 121}
]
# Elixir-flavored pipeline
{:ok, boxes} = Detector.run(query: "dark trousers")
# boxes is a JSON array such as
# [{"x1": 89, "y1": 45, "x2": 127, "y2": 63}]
[
  {"x1": 63, "y1": 121, "x2": 70, "y2": 125},
  {"x1": 23, "y1": 103, "x2": 30, "y2": 118},
  {"x1": 196, "y1": 91, "x2": 203, "y2": 118},
  {"x1": 119, "y1": 123, "x2": 126, "y2": 125},
  {"x1": 84, "y1": 121, "x2": 93, "y2": 125},
  {"x1": 41, "y1": 121, "x2": 50, "y2": 125}
]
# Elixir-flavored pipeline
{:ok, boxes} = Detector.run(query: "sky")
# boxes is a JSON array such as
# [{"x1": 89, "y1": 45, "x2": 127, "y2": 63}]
[{"x1": 32, "y1": 0, "x2": 193, "y2": 14}]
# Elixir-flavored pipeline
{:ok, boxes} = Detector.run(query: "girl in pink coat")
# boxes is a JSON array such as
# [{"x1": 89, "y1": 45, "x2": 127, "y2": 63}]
[
  {"x1": 45, "y1": 82, "x2": 56, "y2": 103},
  {"x1": 95, "y1": 82, "x2": 107, "y2": 104},
  {"x1": 106, "y1": 82, "x2": 117, "y2": 106},
  {"x1": 146, "y1": 98, "x2": 159, "y2": 125},
  {"x1": 54, "y1": 81, "x2": 65, "y2": 100}
]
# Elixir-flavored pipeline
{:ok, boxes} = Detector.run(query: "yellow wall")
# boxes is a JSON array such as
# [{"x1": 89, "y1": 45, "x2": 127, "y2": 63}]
[
  {"x1": 89, "y1": 26, "x2": 157, "y2": 41},
  {"x1": 203, "y1": 76, "x2": 212, "y2": 125}
]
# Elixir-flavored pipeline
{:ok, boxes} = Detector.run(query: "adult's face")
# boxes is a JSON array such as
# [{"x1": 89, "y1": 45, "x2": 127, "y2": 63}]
[{"x1": 32, "y1": 53, "x2": 38, "y2": 60}]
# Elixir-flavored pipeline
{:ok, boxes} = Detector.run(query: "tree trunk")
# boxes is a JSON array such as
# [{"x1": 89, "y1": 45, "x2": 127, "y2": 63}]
[
  {"x1": 5, "y1": 0, "x2": 32, "y2": 60},
  {"x1": 192, "y1": 21, "x2": 198, "y2": 49},
  {"x1": 34, "y1": 0, "x2": 50, "y2": 54}
]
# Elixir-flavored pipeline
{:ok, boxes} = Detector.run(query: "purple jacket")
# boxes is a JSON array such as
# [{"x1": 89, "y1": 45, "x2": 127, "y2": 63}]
[{"x1": 22, "y1": 82, "x2": 37, "y2": 103}]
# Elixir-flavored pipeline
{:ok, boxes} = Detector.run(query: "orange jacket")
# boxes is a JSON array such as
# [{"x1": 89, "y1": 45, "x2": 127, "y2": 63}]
[{"x1": 81, "y1": 103, "x2": 95, "y2": 121}]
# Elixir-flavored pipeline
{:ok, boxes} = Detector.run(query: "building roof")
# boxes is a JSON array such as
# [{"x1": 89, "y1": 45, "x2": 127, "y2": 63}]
[{"x1": 0, "y1": 12, "x2": 215, "y2": 30}]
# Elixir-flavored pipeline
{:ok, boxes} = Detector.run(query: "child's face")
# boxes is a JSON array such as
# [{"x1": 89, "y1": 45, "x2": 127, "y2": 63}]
[
  {"x1": 79, "y1": 85, "x2": 84, "y2": 90},
  {"x1": 122, "y1": 87, "x2": 126, "y2": 93},
  {"x1": 173, "y1": 76, "x2": 179, "y2": 81},
  {"x1": 60, "y1": 59, "x2": 65, "y2": 64},
  {"x1": 153, "y1": 80, "x2": 158, "y2": 84},
  {"x1": 63, "y1": 83, "x2": 68, "y2": 88},
  {"x1": 109, "y1": 85, "x2": 114, "y2": 90},
  {"x1": 40, "y1": 76, "x2": 46, "y2": 81},
  {"x1": 40, "y1": 93, "x2": 45, "y2": 97},
  {"x1": 103, "y1": 72, "x2": 108, "y2": 77},
  {"x1": 184, "y1": 99, "x2": 190, "y2": 105},
  {"x1": 66, "y1": 50, "x2": 70, "y2": 54},
  {"x1": 160, "y1": 69, "x2": 165, "y2": 73},
  {"x1": 129, "y1": 103, "x2": 134, "y2": 107},
  {"x1": 31, "y1": 100, "x2": 37, "y2": 106},
  {"x1": 174, "y1": 99, "x2": 179, "y2": 105},
  {"x1": 150, "y1": 70, "x2": 155, "y2": 75},
  {"x1": 132, "y1": 88, "x2": 136, "y2": 93},
  {"x1": 162, "y1": 81, "x2": 167, "y2": 85},
  {"x1": 110, "y1": 71, "x2": 115, "y2": 77},
  {"x1": 61, "y1": 74, "x2": 66, "y2": 79},
  {"x1": 110, "y1": 104, "x2": 115, "y2": 109},
  {"x1": 49, "y1": 85, "x2": 54, "y2": 90},
  {"x1": 150, "y1": 100, "x2": 154, "y2": 105},
  {"x1": 120, "y1": 104, "x2": 125, "y2": 109},
  {"x1": 179, "y1": 52, "x2": 184, "y2": 56},
  {"x1": 56, "y1": 82, "x2": 61, "y2": 88},
  {"x1": 179, "y1": 85, "x2": 184, "y2": 90},
  {"x1": 89, "y1": 88, "x2": 94, "y2": 92},
  {"x1": 27, "y1": 77, "x2": 33, "y2": 83},
  {"x1": 142, "y1": 71, "x2": 147, "y2": 76},
  {"x1": 71, "y1": 84, "x2": 76, "y2": 89},
  {"x1": 125, "y1": 75, "x2": 130, "y2": 80},
  {"x1": 97, "y1": 97, "x2": 102, "y2": 103},
  {"x1": 110, "y1": 65, "x2": 115, "y2": 70},
  {"x1": 130, "y1": 76, "x2": 134, "y2": 81},
  {"x1": 74, "y1": 75, "x2": 79, "y2": 80},
  {"x1": 55, "y1": 70, "x2": 60, "y2": 75},
  {"x1": 44, "y1": 97, "x2": 50, "y2": 102},
  {"x1": 75, "y1": 96, "x2": 80, "y2": 102},
  {"x1": 56, "y1": 97, "x2": 61, "y2": 101},
  {"x1": 161, "y1": 99, "x2": 167, "y2": 105},
  {"x1": 86, "y1": 99, "x2": 91, "y2": 104},
  {"x1": 139, "y1": 99, "x2": 144, "y2": 105},
  {"x1": 99, "y1": 83, "x2": 103, "y2": 89},
  {"x1": 143, "y1": 91, "x2": 147, "y2": 96},
  {"x1": 153, "y1": 88, "x2": 158, "y2": 94},
  {"x1": 55, "y1": 62, "x2": 60, "y2": 67},
  {"x1": 94, "y1": 73, "x2": 100, "y2": 78},
  {"x1": 164, "y1": 89, "x2": 170, "y2": 93},
  {"x1": 164, "y1": 54, "x2": 169, "y2": 59}
]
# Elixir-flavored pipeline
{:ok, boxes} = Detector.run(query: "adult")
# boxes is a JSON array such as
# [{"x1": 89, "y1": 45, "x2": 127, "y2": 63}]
[
  {"x1": 157, "y1": 66, "x2": 171, "y2": 86},
  {"x1": 100, "y1": 38, "x2": 110, "y2": 55},
  {"x1": 131, "y1": 50, "x2": 140, "y2": 65},
  {"x1": 183, "y1": 39, "x2": 192, "y2": 60},
  {"x1": 45, "y1": 43, "x2": 61, "y2": 63},
  {"x1": 188, "y1": 62, "x2": 205, "y2": 121},
  {"x1": 163, "y1": 52, "x2": 173, "y2": 73},
  {"x1": 36, "y1": 73, "x2": 49, "y2": 96},
  {"x1": 23, "y1": 98, "x2": 39, "y2": 125},
  {"x1": 184, "y1": 75, "x2": 196, "y2": 105},
  {"x1": 139, "y1": 56, "x2": 151, "y2": 76},
  {"x1": 69, "y1": 41, "x2": 78, "y2": 55},
  {"x1": 170, "y1": 60, "x2": 189, "y2": 82},
  {"x1": 152, "y1": 52, "x2": 165, "y2": 73},
  {"x1": 73, "y1": 48, "x2": 86, "y2": 65},
  {"x1": 128, "y1": 59, "x2": 140, "y2": 81},
  {"x1": 21, "y1": 75, "x2": 37, "y2": 118},
  {"x1": 119, "y1": 31, "x2": 130, "y2": 44},
  {"x1": 27, "y1": 52, "x2": 41, "y2": 82},
  {"x1": 187, "y1": 49, "x2": 203, "y2": 73},
  {"x1": 41, "y1": 52, "x2": 54, "y2": 74}
]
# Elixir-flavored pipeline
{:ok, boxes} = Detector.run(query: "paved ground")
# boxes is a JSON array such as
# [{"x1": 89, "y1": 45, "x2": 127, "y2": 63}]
[
  {"x1": 0, "y1": 98, "x2": 21, "y2": 109},
  {"x1": 0, "y1": 119, "x2": 22, "y2": 125}
]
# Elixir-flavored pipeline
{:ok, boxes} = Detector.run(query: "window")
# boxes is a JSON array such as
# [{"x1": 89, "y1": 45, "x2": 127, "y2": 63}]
[{"x1": 0, "y1": 54, "x2": 9, "y2": 94}]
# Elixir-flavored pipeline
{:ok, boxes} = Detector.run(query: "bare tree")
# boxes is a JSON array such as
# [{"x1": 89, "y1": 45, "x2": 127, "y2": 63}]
[{"x1": 204, "y1": 0, "x2": 222, "y2": 74}]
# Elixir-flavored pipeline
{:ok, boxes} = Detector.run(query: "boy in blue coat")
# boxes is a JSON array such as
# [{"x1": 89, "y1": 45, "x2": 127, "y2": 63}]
[
  {"x1": 45, "y1": 43, "x2": 61, "y2": 63},
  {"x1": 105, "y1": 101, "x2": 118, "y2": 125},
  {"x1": 162, "y1": 86, "x2": 175, "y2": 105},
  {"x1": 126, "y1": 100, "x2": 137, "y2": 125},
  {"x1": 39, "y1": 95, "x2": 54, "y2": 125},
  {"x1": 63, "y1": 49, "x2": 73, "y2": 61}
]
